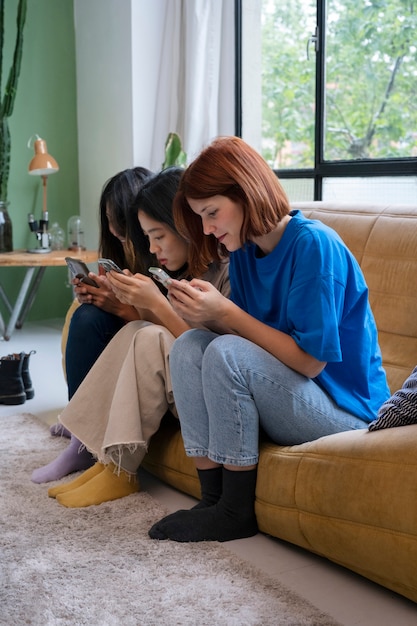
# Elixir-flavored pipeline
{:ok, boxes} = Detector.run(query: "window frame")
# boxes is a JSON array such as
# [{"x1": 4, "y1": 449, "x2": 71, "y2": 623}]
[{"x1": 234, "y1": 0, "x2": 417, "y2": 201}]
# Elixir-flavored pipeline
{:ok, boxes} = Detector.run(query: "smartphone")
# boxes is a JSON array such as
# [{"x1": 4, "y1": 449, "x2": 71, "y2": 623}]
[
  {"x1": 98, "y1": 258, "x2": 124, "y2": 274},
  {"x1": 149, "y1": 267, "x2": 172, "y2": 288},
  {"x1": 65, "y1": 256, "x2": 98, "y2": 287}
]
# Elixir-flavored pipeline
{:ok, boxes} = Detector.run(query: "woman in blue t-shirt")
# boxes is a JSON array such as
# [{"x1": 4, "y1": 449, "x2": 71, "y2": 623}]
[{"x1": 149, "y1": 136, "x2": 390, "y2": 544}]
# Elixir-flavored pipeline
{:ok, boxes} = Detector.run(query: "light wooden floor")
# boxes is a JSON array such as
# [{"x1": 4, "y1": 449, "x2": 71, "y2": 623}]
[{"x1": 2, "y1": 319, "x2": 416, "y2": 625}]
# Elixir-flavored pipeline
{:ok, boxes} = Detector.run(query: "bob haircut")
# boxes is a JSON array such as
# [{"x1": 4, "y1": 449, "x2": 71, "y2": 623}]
[{"x1": 173, "y1": 136, "x2": 290, "y2": 277}]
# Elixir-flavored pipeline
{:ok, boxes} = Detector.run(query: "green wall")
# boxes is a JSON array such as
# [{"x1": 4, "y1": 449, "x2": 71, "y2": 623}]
[{"x1": 1, "y1": 0, "x2": 79, "y2": 322}]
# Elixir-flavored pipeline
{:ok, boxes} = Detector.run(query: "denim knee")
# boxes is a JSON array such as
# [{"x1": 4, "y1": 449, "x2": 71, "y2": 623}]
[{"x1": 66, "y1": 305, "x2": 124, "y2": 398}]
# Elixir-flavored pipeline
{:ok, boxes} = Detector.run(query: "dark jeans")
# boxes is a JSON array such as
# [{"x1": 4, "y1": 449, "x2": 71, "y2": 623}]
[{"x1": 65, "y1": 304, "x2": 125, "y2": 399}]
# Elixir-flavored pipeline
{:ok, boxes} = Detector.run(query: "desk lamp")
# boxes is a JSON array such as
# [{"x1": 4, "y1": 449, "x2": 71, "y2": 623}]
[{"x1": 27, "y1": 135, "x2": 59, "y2": 253}]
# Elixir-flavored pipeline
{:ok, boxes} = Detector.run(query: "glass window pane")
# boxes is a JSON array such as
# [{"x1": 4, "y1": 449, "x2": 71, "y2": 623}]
[
  {"x1": 322, "y1": 176, "x2": 417, "y2": 203},
  {"x1": 280, "y1": 178, "x2": 315, "y2": 202},
  {"x1": 261, "y1": 0, "x2": 316, "y2": 169},
  {"x1": 325, "y1": 1, "x2": 417, "y2": 162}
]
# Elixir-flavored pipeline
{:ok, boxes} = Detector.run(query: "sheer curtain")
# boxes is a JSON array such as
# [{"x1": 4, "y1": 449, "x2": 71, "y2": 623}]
[
  {"x1": 73, "y1": 0, "x2": 236, "y2": 248},
  {"x1": 148, "y1": 0, "x2": 235, "y2": 169}
]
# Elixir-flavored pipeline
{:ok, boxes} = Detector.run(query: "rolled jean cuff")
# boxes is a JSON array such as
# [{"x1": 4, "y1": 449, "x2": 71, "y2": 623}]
[{"x1": 185, "y1": 447, "x2": 259, "y2": 467}]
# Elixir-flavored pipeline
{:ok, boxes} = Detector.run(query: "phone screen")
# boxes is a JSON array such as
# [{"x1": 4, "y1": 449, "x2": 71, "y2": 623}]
[
  {"x1": 149, "y1": 267, "x2": 172, "y2": 287},
  {"x1": 65, "y1": 257, "x2": 98, "y2": 287},
  {"x1": 98, "y1": 258, "x2": 123, "y2": 273},
  {"x1": 65, "y1": 256, "x2": 89, "y2": 277}
]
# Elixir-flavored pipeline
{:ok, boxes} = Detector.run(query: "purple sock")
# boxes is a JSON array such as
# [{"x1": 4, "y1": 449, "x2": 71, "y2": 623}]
[
  {"x1": 49, "y1": 423, "x2": 72, "y2": 438},
  {"x1": 31, "y1": 435, "x2": 95, "y2": 484}
]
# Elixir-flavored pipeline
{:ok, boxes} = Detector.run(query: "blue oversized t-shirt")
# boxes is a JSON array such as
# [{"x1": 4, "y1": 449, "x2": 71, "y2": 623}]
[{"x1": 229, "y1": 210, "x2": 389, "y2": 421}]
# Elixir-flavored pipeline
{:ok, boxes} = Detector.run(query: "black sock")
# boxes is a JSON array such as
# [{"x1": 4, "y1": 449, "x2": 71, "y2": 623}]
[
  {"x1": 149, "y1": 467, "x2": 258, "y2": 542},
  {"x1": 192, "y1": 467, "x2": 223, "y2": 509}
]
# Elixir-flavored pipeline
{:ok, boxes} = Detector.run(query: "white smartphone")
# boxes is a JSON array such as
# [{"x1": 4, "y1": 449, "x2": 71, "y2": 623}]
[
  {"x1": 149, "y1": 267, "x2": 172, "y2": 287},
  {"x1": 98, "y1": 258, "x2": 123, "y2": 273}
]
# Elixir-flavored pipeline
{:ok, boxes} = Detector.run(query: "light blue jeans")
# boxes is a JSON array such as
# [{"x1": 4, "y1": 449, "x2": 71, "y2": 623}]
[{"x1": 170, "y1": 329, "x2": 368, "y2": 467}]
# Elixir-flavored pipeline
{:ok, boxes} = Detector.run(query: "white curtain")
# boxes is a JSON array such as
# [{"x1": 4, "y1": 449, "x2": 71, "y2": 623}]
[
  {"x1": 149, "y1": 0, "x2": 235, "y2": 169},
  {"x1": 73, "y1": 0, "x2": 236, "y2": 248}
]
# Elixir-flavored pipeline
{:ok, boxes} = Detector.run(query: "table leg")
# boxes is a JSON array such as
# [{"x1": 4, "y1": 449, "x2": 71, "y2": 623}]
[
  {"x1": 0, "y1": 283, "x2": 12, "y2": 340},
  {"x1": 0, "y1": 283, "x2": 13, "y2": 315},
  {"x1": 3, "y1": 267, "x2": 36, "y2": 340},
  {"x1": 16, "y1": 267, "x2": 47, "y2": 328}
]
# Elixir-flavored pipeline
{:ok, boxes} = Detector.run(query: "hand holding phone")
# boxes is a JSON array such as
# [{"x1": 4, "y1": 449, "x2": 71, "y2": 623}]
[
  {"x1": 149, "y1": 267, "x2": 172, "y2": 288},
  {"x1": 65, "y1": 257, "x2": 98, "y2": 287},
  {"x1": 98, "y1": 258, "x2": 124, "y2": 274}
]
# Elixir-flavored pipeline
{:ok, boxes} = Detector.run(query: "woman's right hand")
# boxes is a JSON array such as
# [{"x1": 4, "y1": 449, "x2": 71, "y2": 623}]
[
  {"x1": 72, "y1": 273, "x2": 136, "y2": 317},
  {"x1": 106, "y1": 270, "x2": 165, "y2": 310},
  {"x1": 167, "y1": 278, "x2": 229, "y2": 325}
]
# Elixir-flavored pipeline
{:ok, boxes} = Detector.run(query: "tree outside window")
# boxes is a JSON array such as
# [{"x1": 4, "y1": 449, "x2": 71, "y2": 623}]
[{"x1": 261, "y1": 0, "x2": 417, "y2": 169}]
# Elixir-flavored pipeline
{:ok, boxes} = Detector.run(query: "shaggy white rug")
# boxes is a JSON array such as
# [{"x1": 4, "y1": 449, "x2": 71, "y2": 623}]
[{"x1": 0, "y1": 414, "x2": 340, "y2": 626}]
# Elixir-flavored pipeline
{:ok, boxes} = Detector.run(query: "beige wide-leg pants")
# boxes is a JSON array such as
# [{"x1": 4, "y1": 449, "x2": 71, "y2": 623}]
[{"x1": 59, "y1": 321, "x2": 176, "y2": 472}]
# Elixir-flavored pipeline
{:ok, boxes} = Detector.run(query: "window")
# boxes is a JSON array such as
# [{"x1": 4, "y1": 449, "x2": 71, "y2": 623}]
[{"x1": 237, "y1": 0, "x2": 417, "y2": 202}]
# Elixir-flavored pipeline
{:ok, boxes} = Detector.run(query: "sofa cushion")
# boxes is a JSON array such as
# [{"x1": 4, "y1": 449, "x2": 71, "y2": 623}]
[
  {"x1": 61, "y1": 298, "x2": 80, "y2": 380},
  {"x1": 293, "y1": 203, "x2": 417, "y2": 393},
  {"x1": 255, "y1": 426, "x2": 417, "y2": 602},
  {"x1": 368, "y1": 366, "x2": 417, "y2": 430}
]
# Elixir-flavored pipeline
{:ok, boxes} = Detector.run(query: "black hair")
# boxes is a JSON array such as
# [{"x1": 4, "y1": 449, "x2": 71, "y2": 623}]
[
  {"x1": 99, "y1": 166, "x2": 153, "y2": 273},
  {"x1": 131, "y1": 167, "x2": 186, "y2": 268},
  {"x1": 136, "y1": 167, "x2": 183, "y2": 228}
]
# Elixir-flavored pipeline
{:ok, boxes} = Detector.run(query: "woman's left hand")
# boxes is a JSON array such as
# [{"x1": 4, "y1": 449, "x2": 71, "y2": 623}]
[{"x1": 167, "y1": 278, "x2": 228, "y2": 324}]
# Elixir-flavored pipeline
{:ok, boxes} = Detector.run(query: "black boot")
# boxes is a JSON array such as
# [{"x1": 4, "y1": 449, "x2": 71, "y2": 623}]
[
  {"x1": 0, "y1": 354, "x2": 26, "y2": 405},
  {"x1": 4, "y1": 351, "x2": 36, "y2": 400},
  {"x1": 21, "y1": 350, "x2": 36, "y2": 400}
]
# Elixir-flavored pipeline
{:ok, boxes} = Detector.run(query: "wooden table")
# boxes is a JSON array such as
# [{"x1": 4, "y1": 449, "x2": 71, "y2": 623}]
[{"x1": 0, "y1": 249, "x2": 98, "y2": 340}]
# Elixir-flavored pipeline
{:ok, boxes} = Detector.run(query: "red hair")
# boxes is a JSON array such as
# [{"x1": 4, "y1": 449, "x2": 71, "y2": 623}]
[{"x1": 173, "y1": 136, "x2": 290, "y2": 276}]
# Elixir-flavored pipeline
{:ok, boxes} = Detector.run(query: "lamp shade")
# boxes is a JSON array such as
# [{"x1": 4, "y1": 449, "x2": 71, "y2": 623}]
[{"x1": 28, "y1": 138, "x2": 59, "y2": 176}]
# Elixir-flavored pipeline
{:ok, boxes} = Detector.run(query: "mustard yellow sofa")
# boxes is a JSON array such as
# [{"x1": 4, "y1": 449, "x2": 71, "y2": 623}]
[{"x1": 143, "y1": 202, "x2": 417, "y2": 604}]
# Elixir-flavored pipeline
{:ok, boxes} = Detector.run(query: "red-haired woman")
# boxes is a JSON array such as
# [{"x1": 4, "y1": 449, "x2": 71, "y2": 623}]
[{"x1": 149, "y1": 136, "x2": 390, "y2": 543}]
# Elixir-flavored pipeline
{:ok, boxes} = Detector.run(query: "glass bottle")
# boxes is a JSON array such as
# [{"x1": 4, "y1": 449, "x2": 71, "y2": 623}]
[
  {"x1": 49, "y1": 222, "x2": 66, "y2": 250},
  {"x1": 67, "y1": 215, "x2": 85, "y2": 251},
  {"x1": 0, "y1": 201, "x2": 13, "y2": 253}
]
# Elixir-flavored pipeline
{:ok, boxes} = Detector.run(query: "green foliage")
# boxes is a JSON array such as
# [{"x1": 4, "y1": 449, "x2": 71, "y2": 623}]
[
  {"x1": 162, "y1": 132, "x2": 187, "y2": 169},
  {"x1": 261, "y1": 0, "x2": 417, "y2": 167},
  {"x1": 261, "y1": 1, "x2": 316, "y2": 168},
  {"x1": 0, "y1": 0, "x2": 27, "y2": 201}
]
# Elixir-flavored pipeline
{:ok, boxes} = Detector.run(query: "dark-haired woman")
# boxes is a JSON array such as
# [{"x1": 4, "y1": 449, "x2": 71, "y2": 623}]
[
  {"x1": 64, "y1": 166, "x2": 155, "y2": 400},
  {"x1": 32, "y1": 168, "x2": 229, "y2": 503},
  {"x1": 32, "y1": 167, "x2": 153, "y2": 483}
]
